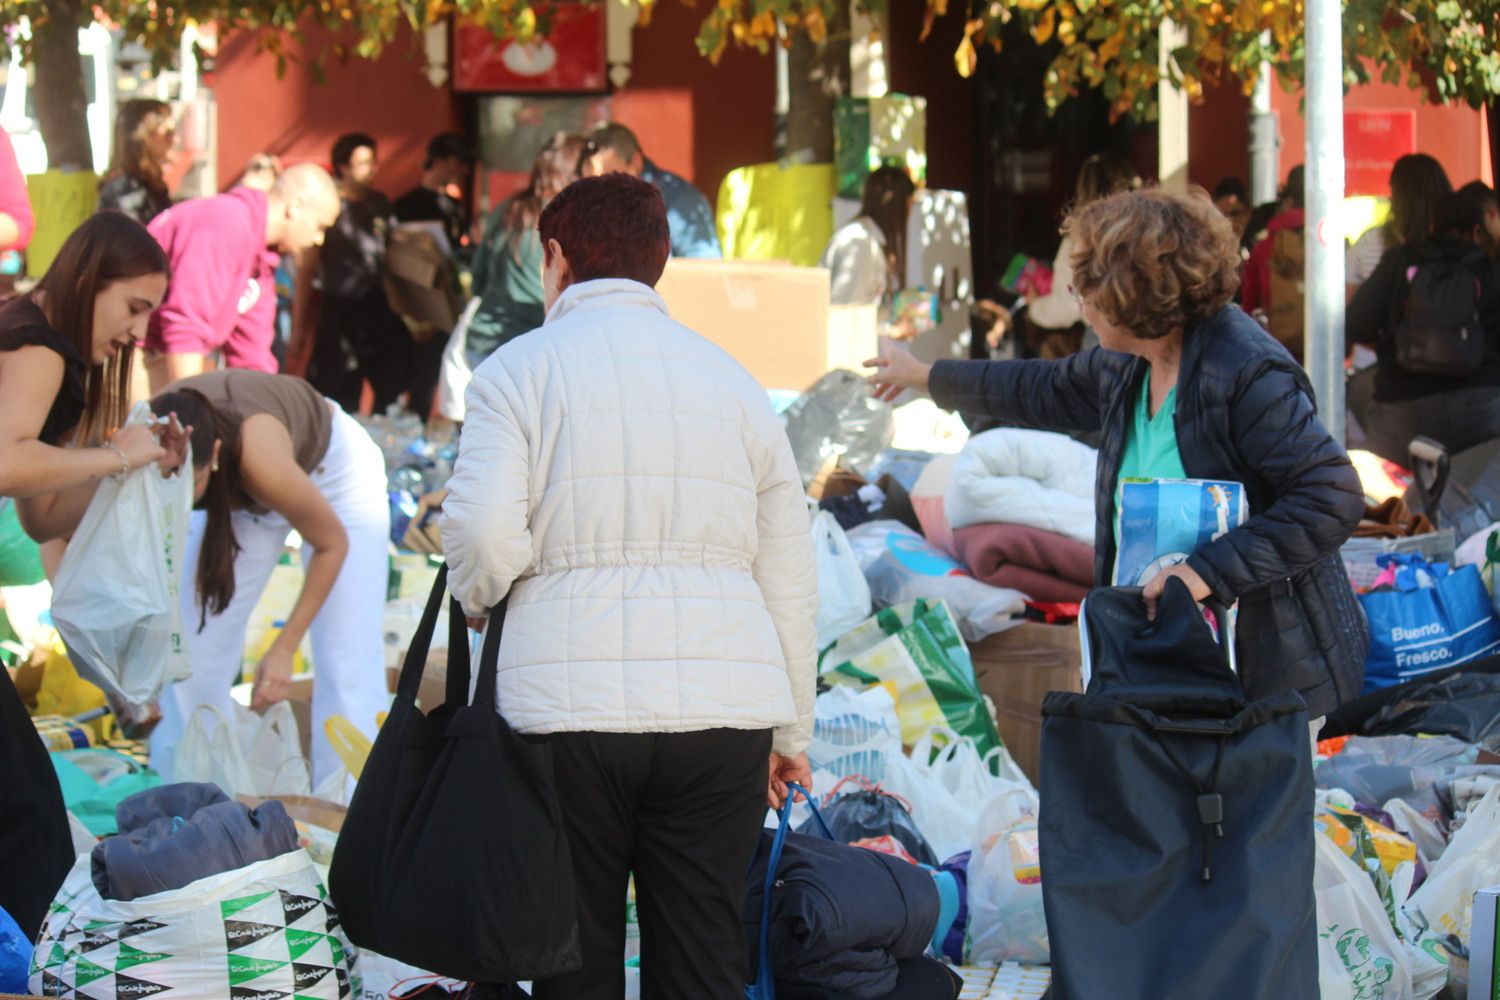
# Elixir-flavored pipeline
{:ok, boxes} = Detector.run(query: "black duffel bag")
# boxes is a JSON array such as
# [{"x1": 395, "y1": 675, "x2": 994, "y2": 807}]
[
  {"x1": 329, "y1": 565, "x2": 581, "y2": 983},
  {"x1": 1039, "y1": 578, "x2": 1317, "y2": 1000}
]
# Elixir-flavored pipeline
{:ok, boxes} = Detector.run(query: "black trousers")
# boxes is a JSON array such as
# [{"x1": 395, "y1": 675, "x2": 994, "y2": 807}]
[{"x1": 531, "y1": 728, "x2": 772, "y2": 1000}]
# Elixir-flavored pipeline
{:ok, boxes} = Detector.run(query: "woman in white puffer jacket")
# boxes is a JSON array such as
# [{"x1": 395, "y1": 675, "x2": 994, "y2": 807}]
[{"x1": 441, "y1": 173, "x2": 817, "y2": 1000}]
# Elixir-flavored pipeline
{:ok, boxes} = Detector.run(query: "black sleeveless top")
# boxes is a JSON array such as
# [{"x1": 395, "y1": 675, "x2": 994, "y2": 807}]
[{"x1": 0, "y1": 297, "x2": 88, "y2": 446}]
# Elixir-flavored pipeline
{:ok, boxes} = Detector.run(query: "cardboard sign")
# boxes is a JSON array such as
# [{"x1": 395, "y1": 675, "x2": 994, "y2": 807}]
[{"x1": 1345, "y1": 109, "x2": 1417, "y2": 198}]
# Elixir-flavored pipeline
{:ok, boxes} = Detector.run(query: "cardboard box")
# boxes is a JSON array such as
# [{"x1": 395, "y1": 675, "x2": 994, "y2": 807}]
[
  {"x1": 655, "y1": 258, "x2": 837, "y2": 391},
  {"x1": 970, "y1": 622, "x2": 1083, "y2": 786},
  {"x1": 386, "y1": 647, "x2": 450, "y2": 714}
]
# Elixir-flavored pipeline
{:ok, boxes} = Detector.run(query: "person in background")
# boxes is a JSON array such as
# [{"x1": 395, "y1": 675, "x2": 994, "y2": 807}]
[
  {"x1": 465, "y1": 132, "x2": 585, "y2": 369},
  {"x1": 0, "y1": 214, "x2": 181, "y2": 939},
  {"x1": 97, "y1": 99, "x2": 175, "y2": 225},
  {"x1": 821, "y1": 165, "x2": 916, "y2": 308},
  {"x1": 239, "y1": 152, "x2": 282, "y2": 193},
  {"x1": 394, "y1": 132, "x2": 474, "y2": 256},
  {"x1": 442, "y1": 174, "x2": 815, "y2": 999},
  {"x1": 291, "y1": 133, "x2": 412, "y2": 414},
  {"x1": 142, "y1": 164, "x2": 340, "y2": 392},
  {"x1": 0, "y1": 129, "x2": 35, "y2": 252},
  {"x1": 1458, "y1": 180, "x2": 1500, "y2": 258},
  {"x1": 1211, "y1": 176, "x2": 1252, "y2": 247},
  {"x1": 147, "y1": 369, "x2": 389, "y2": 789},
  {"x1": 1025, "y1": 151, "x2": 1140, "y2": 353},
  {"x1": 1346, "y1": 153, "x2": 1453, "y2": 294},
  {"x1": 869, "y1": 187, "x2": 1367, "y2": 728},
  {"x1": 583, "y1": 122, "x2": 722, "y2": 259},
  {"x1": 1240, "y1": 164, "x2": 1304, "y2": 319},
  {"x1": 1346, "y1": 189, "x2": 1500, "y2": 462}
]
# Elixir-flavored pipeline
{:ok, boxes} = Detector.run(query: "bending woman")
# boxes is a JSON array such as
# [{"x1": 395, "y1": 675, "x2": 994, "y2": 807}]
[
  {"x1": 148, "y1": 370, "x2": 389, "y2": 788},
  {"x1": 0, "y1": 213, "x2": 175, "y2": 938}
]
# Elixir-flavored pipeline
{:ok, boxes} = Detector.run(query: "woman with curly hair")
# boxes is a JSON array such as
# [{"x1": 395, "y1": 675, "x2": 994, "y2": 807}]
[
  {"x1": 868, "y1": 187, "x2": 1368, "y2": 721},
  {"x1": 98, "y1": 99, "x2": 175, "y2": 224}
]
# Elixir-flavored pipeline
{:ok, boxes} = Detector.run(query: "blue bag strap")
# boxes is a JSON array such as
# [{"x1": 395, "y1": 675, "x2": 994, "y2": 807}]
[{"x1": 748, "y1": 784, "x2": 829, "y2": 999}]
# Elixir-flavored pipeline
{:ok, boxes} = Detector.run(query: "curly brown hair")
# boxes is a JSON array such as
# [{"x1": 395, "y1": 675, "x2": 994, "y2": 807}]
[{"x1": 1063, "y1": 187, "x2": 1242, "y2": 342}]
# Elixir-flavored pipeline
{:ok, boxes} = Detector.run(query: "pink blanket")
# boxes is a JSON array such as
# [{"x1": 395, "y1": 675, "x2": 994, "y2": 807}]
[{"x1": 952, "y1": 523, "x2": 1094, "y2": 603}]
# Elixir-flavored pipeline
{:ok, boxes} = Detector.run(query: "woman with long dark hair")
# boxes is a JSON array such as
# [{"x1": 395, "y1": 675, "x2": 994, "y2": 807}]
[
  {"x1": 0, "y1": 212, "x2": 178, "y2": 941},
  {"x1": 146, "y1": 370, "x2": 389, "y2": 791},
  {"x1": 463, "y1": 132, "x2": 587, "y2": 367},
  {"x1": 821, "y1": 165, "x2": 917, "y2": 307},
  {"x1": 98, "y1": 99, "x2": 175, "y2": 225},
  {"x1": 1347, "y1": 153, "x2": 1453, "y2": 291}
]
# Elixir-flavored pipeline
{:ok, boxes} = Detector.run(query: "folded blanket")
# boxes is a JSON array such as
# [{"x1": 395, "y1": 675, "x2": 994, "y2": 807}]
[
  {"x1": 946, "y1": 429, "x2": 1096, "y2": 544},
  {"x1": 952, "y1": 523, "x2": 1094, "y2": 603}
]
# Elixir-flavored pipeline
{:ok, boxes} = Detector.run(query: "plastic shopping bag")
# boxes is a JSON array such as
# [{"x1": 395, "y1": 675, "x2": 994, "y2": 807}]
[
  {"x1": 0, "y1": 905, "x2": 28, "y2": 994},
  {"x1": 808, "y1": 685, "x2": 902, "y2": 785},
  {"x1": 1401, "y1": 783, "x2": 1500, "y2": 971},
  {"x1": 1317, "y1": 829, "x2": 1445, "y2": 1000},
  {"x1": 820, "y1": 599, "x2": 1003, "y2": 753},
  {"x1": 50, "y1": 748, "x2": 161, "y2": 837},
  {"x1": 51, "y1": 403, "x2": 191, "y2": 721},
  {"x1": 1358, "y1": 552, "x2": 1500, "y2": 692},
  {"x1": 436, "y1": 297, "x2": 479, "y2": 423},
  {"x1": 30, "y1": 849, "x2": 359, "y2": 998},
  {"x1": 812, "y1": 507, "x2": 872, "y2": 650},
  {"x1": 782, "y1": 369, "x2": 894, "y2": 485},
  {"x1": 966, "y1": 783, "x2": 1047, "y2": 965},
  {"x1": 846, "y1": 520, "x2": 1026, "y2": 641},
  {"x1": 174, "y1": 702, "x2": 311, "y2": 798}
]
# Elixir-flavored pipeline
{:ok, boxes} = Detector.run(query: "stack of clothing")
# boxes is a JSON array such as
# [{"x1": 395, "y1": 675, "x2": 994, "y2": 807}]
[{"x1": 915, "y1": 429, "x2": 1097, "y2": 603}]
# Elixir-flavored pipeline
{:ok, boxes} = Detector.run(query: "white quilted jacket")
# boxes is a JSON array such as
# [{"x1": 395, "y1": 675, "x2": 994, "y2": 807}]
[{"x1": 442, "y1": 279, "x2": 818, "y2": 753}]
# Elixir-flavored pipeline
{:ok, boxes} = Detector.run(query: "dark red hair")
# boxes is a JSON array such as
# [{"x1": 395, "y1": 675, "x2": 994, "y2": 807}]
[{"x1": 537, "y1": 173, "x2": 671, "y2": 287}]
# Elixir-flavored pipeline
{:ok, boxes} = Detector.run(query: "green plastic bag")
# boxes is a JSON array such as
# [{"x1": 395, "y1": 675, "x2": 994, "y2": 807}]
[
  {"x1": 0, "y1": 500, "x2": 43, "y2": 588},
  {"x1": 51, "y1": 748, "x2": 161, "y2": 837},
  {"x1": 820, "y1": 599, "x2": 1002, "y2": 754}
]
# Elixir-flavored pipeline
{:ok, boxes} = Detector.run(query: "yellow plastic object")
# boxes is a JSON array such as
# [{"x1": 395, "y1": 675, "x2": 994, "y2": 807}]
[
  {"x1": 716, "y1": 162, "x2": 837, "y2": 267},
  {"x1": 248, "y1": 621, "x2": 311, "y2": 680},
  {"x1": 34, "y1": 644, "x2": 113, "y2": 743},
  {"x1": 324, "y1": 714, "x2": 373, "y2": 780}
]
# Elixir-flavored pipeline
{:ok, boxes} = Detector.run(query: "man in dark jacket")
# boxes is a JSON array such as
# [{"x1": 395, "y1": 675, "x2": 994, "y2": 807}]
[{"x1": 869, "y1": 187, "x2": 1368, "y2": 719}]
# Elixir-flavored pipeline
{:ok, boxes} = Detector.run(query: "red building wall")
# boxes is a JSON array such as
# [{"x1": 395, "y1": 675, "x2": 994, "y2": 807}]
[
  {"x1": 887, "y1": 5, "x2": 977, "y2": 195},
  {"x1": 208, "y1": 23, "x2": 463, "y2": 198}
]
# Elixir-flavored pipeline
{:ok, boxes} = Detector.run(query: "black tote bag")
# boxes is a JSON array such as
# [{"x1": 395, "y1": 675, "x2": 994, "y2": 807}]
[
  {"x1": 1039, "y1": 579, "x2": 1317, "y2": 1000},
  {"x1": 329, "y1": 565, "x2": 581, "y2": 982}
]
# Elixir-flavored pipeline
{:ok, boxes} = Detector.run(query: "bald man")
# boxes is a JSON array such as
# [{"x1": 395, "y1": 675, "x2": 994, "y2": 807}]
[{"x1": 144, "y1": 163, "x2": 341, "y2": 390}]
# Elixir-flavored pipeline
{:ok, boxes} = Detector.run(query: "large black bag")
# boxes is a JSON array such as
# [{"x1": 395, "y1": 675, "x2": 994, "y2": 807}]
[
  {"x1": 329, "y1": 565, "x2": 581, "y2": 982},
  {"x1": 1394, "y1": 250, "x2": 1486, "y2": 377},
  {"x1": 1039, "y1": 579, "x2": 1317, "y2": 1000}
]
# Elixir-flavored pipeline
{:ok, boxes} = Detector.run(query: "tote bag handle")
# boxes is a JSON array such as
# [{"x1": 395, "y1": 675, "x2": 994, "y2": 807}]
[
  {"x1": 747, "y1": 784, "x2": 831, "y2": 999},
  {"x1": 394, "y1": 563, "x2": 509, "y2": 711}
]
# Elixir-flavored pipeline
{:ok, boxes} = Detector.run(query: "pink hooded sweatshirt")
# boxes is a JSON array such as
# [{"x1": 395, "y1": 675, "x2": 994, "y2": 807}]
[{"x1": 145, "y1": 187, "x2": 280, "y2": 372}]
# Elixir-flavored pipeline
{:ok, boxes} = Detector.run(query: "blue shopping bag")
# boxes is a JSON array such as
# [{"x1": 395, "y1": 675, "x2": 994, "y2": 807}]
[
  {"x1": 746, "y1": 784, "x2": 833, "y2": 1000},
  {"x1": 1358, "y1": 552, "x2": 1500, "y2": 692}
]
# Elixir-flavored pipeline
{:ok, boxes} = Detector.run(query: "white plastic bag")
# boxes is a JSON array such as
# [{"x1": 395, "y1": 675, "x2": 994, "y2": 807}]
[
  {"x1": 51, "y1": 402, "x2": 191, "y2": 718},
  {"x1": 1318, "y1": 829, "x2": 1445, "y2": 1000},
  {"x1": 175, "y1": 702, "x2": 311, "y2": 798},
  {"x1": 436, "y1": 297, "x2": 480, "y2": 422},
  {"x1": 880, "y1": 751, "x2": 973, "y2": 864},
  {"x1": 846, "y1": 520, "x2": 1026, "y2": 641},
  {"x1": 808, "y1": 685, "x2": 901, "y2": 784},
  {"x1": 813, "y1": 507, "x2": 872, "y2": 649},
  {"x1": 966, "y1": 784, "x2": 1048, "y2": 964},
  {"x1": 1402, "y1": 783, "x2": 1500, "y2": 967},
  {"x1": 31, "y1": 849, "x2": 359, "y2": 998}
]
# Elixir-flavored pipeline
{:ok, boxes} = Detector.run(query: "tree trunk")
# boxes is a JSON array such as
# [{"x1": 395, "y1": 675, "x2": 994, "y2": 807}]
[
  {"x1": 784, "y1": 0, "x2": 851, "y2": 163},
  {"x1": 33, "y1": 0, "x2": 93, "y2": 171}
]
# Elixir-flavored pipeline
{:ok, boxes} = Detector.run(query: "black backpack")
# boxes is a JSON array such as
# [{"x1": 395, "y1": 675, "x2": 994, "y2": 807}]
[{"x1": 1394, "y1": 251, "x2": 1486, "y2": 377}]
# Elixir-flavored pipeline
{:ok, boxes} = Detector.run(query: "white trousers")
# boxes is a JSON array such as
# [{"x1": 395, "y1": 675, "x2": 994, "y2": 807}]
[{"x1": 150, "y1": 406, "x2": 390, "y2": 785}]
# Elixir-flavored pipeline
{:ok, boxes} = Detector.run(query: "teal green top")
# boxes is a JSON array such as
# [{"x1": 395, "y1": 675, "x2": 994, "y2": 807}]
[
  {"x1": 1118, "y1": 371, "x2": 1186, "y2": 484},
  {"x1": 1115, "y1": 370, "x2": 1186, "y2": 546}
]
